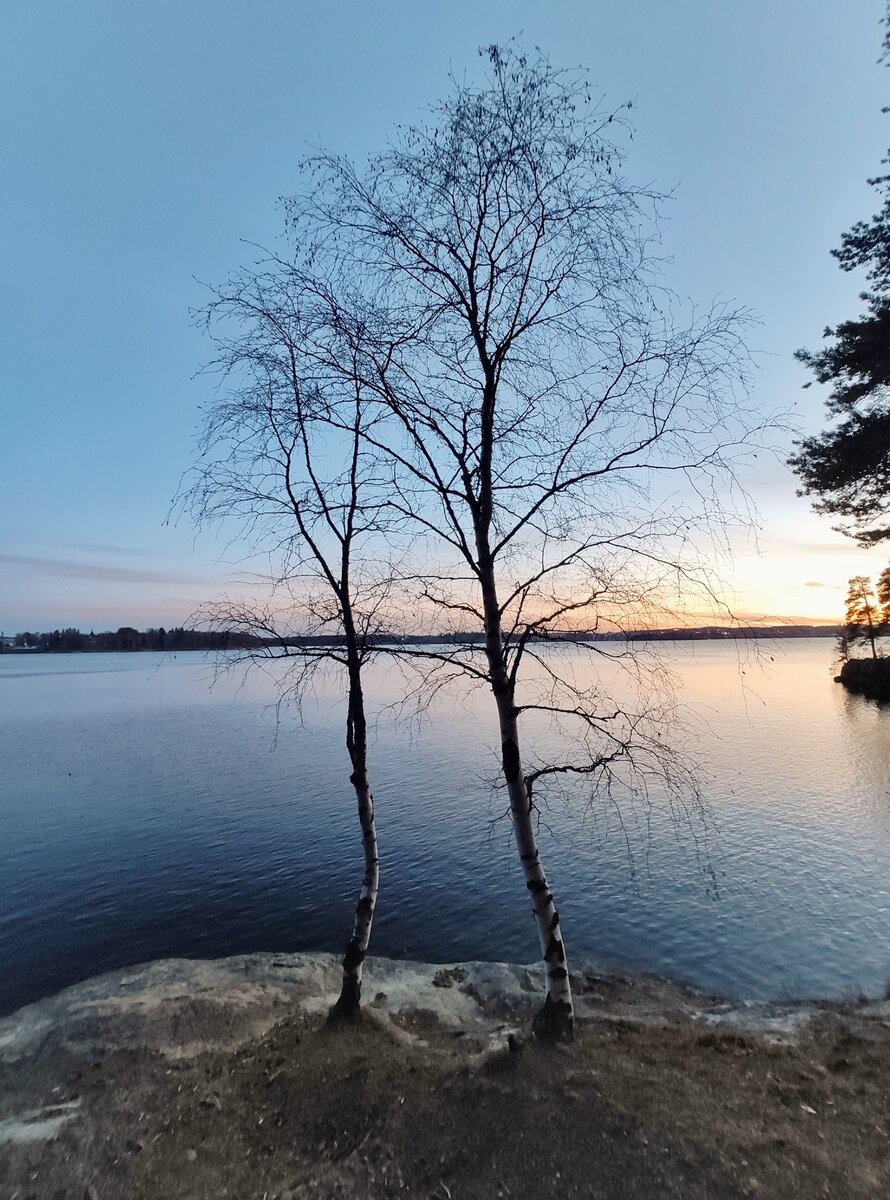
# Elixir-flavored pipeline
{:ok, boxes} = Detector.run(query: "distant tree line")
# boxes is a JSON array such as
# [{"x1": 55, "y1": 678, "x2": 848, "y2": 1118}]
[
  {"x1": 1, "y1": 623, "x2": 843, "y2": 656},
  {"x1": 0, "y1": 626, "x2": 260, "y2": 653},
  {"x1": 608, "y1": 625, "x2": 840, "y2": 642}
]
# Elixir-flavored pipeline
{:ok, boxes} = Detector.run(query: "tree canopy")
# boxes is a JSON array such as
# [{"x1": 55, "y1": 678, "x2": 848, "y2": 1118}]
[
  {"x1": 789, "y1": 22, "x2": 890, "y2": 544},
  {"x1": 842, "y1": 574, "x2": 886, "y2": 659},
  {"x1": 878, "y1": 563, "x2": 890, "y2": 610}
]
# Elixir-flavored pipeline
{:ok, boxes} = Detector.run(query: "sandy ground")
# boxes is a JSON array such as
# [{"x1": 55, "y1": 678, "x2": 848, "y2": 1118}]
[{"x1": 2, "y1": 953, "x2": 890, "y2": 1199}]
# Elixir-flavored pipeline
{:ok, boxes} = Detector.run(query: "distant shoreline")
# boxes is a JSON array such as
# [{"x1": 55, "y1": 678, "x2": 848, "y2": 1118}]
[{"x1": 1, "y1": 626, "x2": 842, "y2": 655}]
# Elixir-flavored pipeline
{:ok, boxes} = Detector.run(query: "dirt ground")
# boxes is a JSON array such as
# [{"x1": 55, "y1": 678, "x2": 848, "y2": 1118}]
[{"x1": 2, "y1": 958, "x2": 890, "y2": 1199}]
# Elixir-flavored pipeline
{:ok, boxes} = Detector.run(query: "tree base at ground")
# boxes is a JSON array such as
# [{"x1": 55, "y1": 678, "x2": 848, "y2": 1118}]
[
  {"x1": 531, "y1": 993, "x2": 575, "y2": 1041},
  {"x1": 838, "y1": 657, "x2": 890, "y2": 702},
  {"x1": 326, "y1": 975, "x2": 363, "y2": 1025}
]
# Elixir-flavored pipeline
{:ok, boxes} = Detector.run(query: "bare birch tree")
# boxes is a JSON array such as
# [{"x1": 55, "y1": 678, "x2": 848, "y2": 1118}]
[
  {"x1": 271, "y1": 44, "x2": 769, "y2": 1039},
  {"x1": 179, "y1": 267, "x2": 392, "y2": 1021}
]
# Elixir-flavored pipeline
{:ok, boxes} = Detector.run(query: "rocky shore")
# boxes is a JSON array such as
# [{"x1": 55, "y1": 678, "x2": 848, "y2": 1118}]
[
  {"x1": 838, "y1": 657, "x2": 890, "y2": 702},
  {"x1": 2, "y1": 952, "x2": 890, "y2": 1198}
]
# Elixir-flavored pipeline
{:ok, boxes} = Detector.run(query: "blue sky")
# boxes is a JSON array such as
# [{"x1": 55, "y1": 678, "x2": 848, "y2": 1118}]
[{"x1": 1, "y1": 0, "x2": 888, "y2": 631}]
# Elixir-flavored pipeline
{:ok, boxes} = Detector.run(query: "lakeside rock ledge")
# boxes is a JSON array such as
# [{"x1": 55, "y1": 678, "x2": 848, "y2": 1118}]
[
  {"x1": 838, "y1": 657, "x2": 890, "y2": 702},
  {"x1": 4, "y1": 953, "x2": 890, "y2": 1200},
  {"x1": 0, "y1": 951, "x2": 838, "y2": 1065}
]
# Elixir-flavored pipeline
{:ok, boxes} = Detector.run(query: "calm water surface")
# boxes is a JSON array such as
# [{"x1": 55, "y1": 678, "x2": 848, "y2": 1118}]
[{"x1": 1, "y1": 640, "x2": 889, "y2": 1014}]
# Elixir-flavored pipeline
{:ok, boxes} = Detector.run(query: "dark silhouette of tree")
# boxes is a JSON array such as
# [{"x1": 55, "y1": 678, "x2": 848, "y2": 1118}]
[
  {"x1": 276, "y1": 44, "x2": 767, "y2": 1039},
  {"x1": 180, "y1": 269, "x2": 394, "y2": 1022},
  {"x1": 877, "y1": 563, "x2": 890, "y2": 617},
  {"x1": 789, "y1": 15, "x2": 890, "y2": 544},
  {"x1": 843, "y1": 575, "x2": 885, "y2": 659}
]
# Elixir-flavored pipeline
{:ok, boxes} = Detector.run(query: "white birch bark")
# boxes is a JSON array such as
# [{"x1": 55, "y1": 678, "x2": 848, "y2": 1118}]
[
  {"x1": 329, "y1": 657, "x2": 380, "y2": 1021},
  {"x1": 480, "y1": 567, "x2": 575, "y2": 1040}
]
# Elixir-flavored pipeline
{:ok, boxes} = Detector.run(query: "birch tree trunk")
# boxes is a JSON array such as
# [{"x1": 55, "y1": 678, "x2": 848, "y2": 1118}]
[
  {"x1": 480, "y1": 564, "x2": 575, "y2": 1041},
  {"x1": 329, "y1": 654, "x2": 380, "y2": 1022}
]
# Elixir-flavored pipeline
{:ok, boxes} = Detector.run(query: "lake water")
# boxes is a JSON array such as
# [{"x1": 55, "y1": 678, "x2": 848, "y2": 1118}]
[{"x1": 2, "y1": 640, "x2": 890, "y2": 1015}]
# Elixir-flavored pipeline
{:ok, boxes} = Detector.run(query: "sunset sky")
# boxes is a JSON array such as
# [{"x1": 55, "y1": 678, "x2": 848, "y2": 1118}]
[{"x1": 1, "y1": 0, "x2": 888, "y2": 633}]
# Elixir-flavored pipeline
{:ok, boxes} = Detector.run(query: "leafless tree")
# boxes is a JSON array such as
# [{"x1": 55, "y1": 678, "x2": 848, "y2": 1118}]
[
  {"x1": 179, "y1": 266, "x2": 394, "y2": 1021},
  {"x1": 270, "y1": 44, "x2": 772, "y2": 1039}
]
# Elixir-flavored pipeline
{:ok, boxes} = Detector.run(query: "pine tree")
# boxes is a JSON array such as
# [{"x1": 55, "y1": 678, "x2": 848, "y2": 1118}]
[{"x1": 843, "y1": 575, "x2": 886, "y2": 659}]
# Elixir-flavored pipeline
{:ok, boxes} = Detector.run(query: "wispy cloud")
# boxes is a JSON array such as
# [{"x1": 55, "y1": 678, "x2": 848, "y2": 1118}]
[
  {"x1": 773, "y1": 539, "x2": 877, "y2": 558},
  {"x1": 0, "y1": 553, "x2": 206, "y2": 587},
  {"x1": 0, "y1": 531, "x2": 149, "y2": 557},
  {"x1": 50, "y1": 540, "x2": 149, "y2": 556}
]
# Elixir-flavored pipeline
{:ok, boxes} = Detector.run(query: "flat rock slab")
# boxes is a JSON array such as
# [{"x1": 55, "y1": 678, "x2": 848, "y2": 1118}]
[
  {"x1": 0, "y1": 954, "x2": 539, "y2": 1064},
  {"x1": 1, "y1": 951, "x2": 868, "y2": 1069}
]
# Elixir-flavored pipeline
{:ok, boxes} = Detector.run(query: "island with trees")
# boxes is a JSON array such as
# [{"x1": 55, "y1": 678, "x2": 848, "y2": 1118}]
[{"x1": 836, "y1": 567, "x2": 890, "y2": 700}]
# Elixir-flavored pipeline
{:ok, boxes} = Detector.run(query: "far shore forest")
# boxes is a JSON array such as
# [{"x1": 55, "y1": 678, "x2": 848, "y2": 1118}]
[{"x1": 0, "y1": 623, "x2": 845, "y2": 654}]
